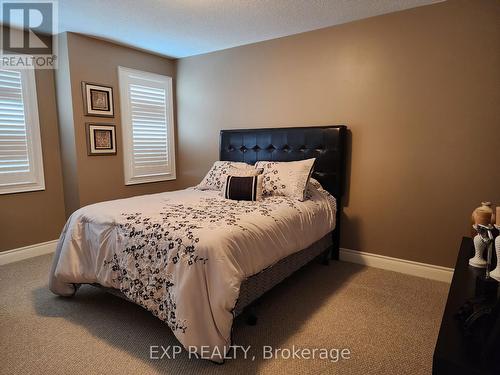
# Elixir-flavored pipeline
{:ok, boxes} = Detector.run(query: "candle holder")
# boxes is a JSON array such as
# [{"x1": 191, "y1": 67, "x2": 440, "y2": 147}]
[{"x1": 490, "y1": 225, "x2": 500, "y2": 282}]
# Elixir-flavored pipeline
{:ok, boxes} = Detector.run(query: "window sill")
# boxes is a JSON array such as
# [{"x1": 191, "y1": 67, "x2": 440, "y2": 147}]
[
  {"x1": 0, "y1": 182, "x2": 46, "y2": 195},
  {"x1": 124, "y1": 173, "x2": 176, "y2": 186}
]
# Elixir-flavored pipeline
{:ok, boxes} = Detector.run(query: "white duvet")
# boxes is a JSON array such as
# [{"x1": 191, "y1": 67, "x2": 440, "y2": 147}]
[{"x1": 49, "y1": 186, "x2": 336, "y2": 362}]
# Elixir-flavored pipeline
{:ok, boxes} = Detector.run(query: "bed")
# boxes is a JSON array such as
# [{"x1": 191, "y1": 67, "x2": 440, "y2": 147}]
[{"x1": 49, "y1": 125, "x2": 347, "y2": 362}]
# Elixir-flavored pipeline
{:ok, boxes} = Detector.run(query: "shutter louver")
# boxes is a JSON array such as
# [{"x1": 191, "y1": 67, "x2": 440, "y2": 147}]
[
  {"x1": 0, "y1": 69, "x2": 29, "y2": 175},
  {"x1": 0, "y1": 67, "x2": 44, "y2": 194},
  {"x1": 130, "y1": 84, "x2": 169, "y2": 173},
  {"x1": 119, "y1": 67, "x2": 175, "y2": 185}
]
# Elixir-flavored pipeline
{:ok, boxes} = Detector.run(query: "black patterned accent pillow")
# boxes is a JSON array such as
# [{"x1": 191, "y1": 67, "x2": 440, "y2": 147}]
[{"x1": 224, "y1": 175, "x2": 263, "y2": 201}]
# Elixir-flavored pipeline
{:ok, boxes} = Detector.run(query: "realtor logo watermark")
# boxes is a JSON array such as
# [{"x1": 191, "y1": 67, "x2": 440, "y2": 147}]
[
  {"x1": 150, "y1": 345, "x2": 352, "y2": 363},
  {"x1": 0, "y1": 0, "x2": 58, "y2": 68}
]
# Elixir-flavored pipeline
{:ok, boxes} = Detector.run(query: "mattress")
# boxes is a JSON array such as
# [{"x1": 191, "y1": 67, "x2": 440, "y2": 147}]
[{"x1": 49, "y1": 185, "x2": 337, "y2": 362}]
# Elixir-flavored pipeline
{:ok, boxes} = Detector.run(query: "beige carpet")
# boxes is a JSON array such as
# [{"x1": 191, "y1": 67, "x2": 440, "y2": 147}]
[{"x1": 0, "y1": 254, "x2": 448, "y2": 375}]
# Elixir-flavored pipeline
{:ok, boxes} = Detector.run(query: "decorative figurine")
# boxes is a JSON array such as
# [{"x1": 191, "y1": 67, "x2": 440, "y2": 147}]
[
  {"x1": 471, "y1": 202, "x2": 494, "y2": 237},
  {"x1": 490, "y1": 209, "x2": 500, "y2": 281},
  {"x1": 474, "y1": 224, "x2": 498, "y2": 300},
  {"x1": 470, "y1": 230, "x2": 488, "y2": 268},
  {"x1": 469, "y1": 203, "x2": 494, "y2": 268}
]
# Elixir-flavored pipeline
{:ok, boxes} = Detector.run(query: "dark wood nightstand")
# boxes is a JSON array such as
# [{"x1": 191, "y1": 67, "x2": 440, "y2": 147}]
[{"x1": 433, "y1": 237, "x2": 500, "y2": 375}]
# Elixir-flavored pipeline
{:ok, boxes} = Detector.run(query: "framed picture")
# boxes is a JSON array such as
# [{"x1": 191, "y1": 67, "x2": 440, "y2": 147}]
[
  {"x1": 86, "y1": 123, "x2": 117, "y2": 155},
  {"x1": 82, "y1": 82, "x2": 114, "y2": 117}
]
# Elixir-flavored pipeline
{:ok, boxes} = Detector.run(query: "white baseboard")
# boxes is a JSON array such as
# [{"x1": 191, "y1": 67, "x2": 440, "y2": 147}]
[
  {"x1": 340, "y1": 248, "x2": 454, "y2": 283},
  {"x1": 0, "y1": 240, "x2": 58, "y2": 266},
  {"x1": 0, "y1": 240, "x2": 454, "y2": 283}
]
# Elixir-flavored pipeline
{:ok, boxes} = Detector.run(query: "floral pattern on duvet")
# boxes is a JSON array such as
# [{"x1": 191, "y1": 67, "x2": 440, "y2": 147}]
[{"x1": 104, "y1": 196, "x2": 304, "y2": 334}]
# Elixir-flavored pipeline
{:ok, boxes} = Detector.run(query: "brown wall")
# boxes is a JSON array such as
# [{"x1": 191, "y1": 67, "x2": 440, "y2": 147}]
[
  {"x1": 55, "y1": 32, "x2": 80, "y2": 217},
  {"x1": 0, "y1": 68, "x2": 66, "y2": 251},
  {"x1": 58, "y1": 33, "x2": 181, "y2": 214},
  {"x1": 176, "y1": 0, "x2": 500, "y2": 267},
  {"x1": 1, "y1": 33, "x2": 180, "y2": 251}
]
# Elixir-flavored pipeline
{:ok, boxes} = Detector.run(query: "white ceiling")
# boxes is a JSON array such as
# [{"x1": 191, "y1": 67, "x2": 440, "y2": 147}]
[{"x1": 50, "y1": 0, "x2": 443, "y2": 58}]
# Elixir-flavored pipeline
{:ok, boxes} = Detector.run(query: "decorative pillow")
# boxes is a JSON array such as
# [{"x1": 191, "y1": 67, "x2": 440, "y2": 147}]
[
  {"x1": 223, "y1": 175, "x2": 264, "y2": 201},
  {"x1": 255, "y1": 158, "x2": 316, "y2": 201},
  {"x1": 308, "y1": 178, "x2": 322, "y2": 190},
  {"x1": 195, "y1": 161, "x2": 254, "y2": 191},
  {"x1": 304, "y1": 178, "x2": 323, "y2": 200},
  {"x1": 220, "y1": 168, "x2": 263, "y2": 196}
]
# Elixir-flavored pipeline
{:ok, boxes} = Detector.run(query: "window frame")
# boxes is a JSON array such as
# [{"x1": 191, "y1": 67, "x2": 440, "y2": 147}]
[
  {"x1": 118, "y1": 66, "x2": 176, "y2": 185},
  {"x1": 0, "y1": 66, "x2": 45, "y2": 195}
]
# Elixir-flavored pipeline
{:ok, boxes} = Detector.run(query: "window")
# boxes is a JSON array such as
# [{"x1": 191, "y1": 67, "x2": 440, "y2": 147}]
[
  {"x1": 0, "y1": 66, "x2": 45, "y2": 194},
  {"x1": 118, "y1": 67, "x2": 175, "y2": 185}
]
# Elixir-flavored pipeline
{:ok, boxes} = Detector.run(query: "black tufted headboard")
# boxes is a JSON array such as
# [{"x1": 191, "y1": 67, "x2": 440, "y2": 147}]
[{"x1": 219, "y1": 126, "x2": 347, "y2": 199}]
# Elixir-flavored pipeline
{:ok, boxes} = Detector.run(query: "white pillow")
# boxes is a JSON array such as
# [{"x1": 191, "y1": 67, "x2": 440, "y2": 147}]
[
  {"x1": 308, "y1": 178, "x2": 323, "y2": 190},
  {"x1": 195, "y1": 161, "x2": 254, "y2": 191},
  {"x1": 255, "y1": 158, "x2": 316, "y2": 201}
]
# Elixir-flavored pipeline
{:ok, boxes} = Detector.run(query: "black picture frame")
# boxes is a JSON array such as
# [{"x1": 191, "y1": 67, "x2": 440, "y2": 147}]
[
  {"x1": 82, "y1": 82, "x2": 114, "y2": 117},
  {"x1": 86, "y1": 123, "x2": 117, "y2": 155}
]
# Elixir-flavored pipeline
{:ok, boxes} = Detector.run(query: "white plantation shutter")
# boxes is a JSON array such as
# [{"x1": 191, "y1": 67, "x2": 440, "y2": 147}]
[
  {"x1": 118, "y1": 67, "x2": 175, "y2": 185},
  {"x1": 0, "y1": 67, "x2": 45, "y2": 194}
]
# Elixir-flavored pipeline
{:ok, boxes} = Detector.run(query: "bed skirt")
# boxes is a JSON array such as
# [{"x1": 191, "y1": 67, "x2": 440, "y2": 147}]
[
  {"x1": 91, "y1": 233, "x2": 332, "y2": 317},
  {"x1": 233, "y1": 233, "x2": 332, "y2": 316}
]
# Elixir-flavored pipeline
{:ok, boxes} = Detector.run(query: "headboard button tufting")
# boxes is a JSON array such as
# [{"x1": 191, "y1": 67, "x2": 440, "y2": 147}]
[{"x1": 219, "y1": 125, "x2": 347, "y2": 198}]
